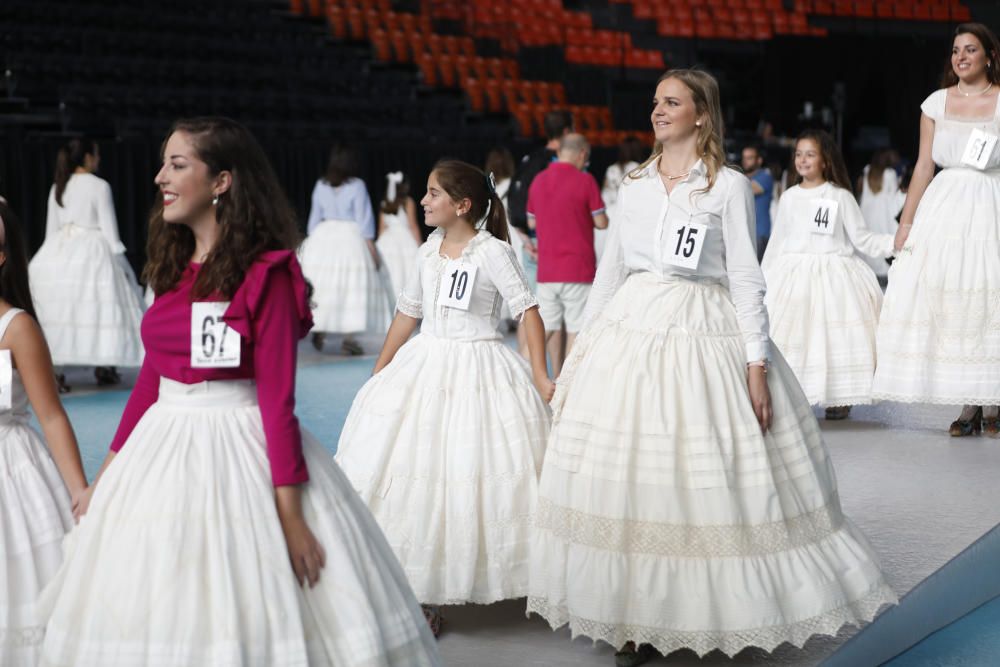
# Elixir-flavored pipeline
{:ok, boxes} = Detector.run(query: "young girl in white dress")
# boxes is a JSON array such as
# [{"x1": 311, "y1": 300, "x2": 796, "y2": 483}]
[
  {"x1": 36, "y1": 118, "x2": 441, "y2": 667},
  {"x1": 858, "y1": 148, "x2": 901, "y2": 278},
  {"x1": 874, "y1": 23, "x2": 1000, "y2": 437},
  {"x1": 336, "y1": 159, "x2": 555, "y2": 635},
  {"x1": 528, "y1": 70, "x2": 895, "y2": 667},
  {"x1": 28, "y1": 138, "x2": 145, "y2": 390},
  {"x1": 376, "y1": 171, "x2": 422, "y2": 298},
  {"x1": 762, "y1": 130, "x2": 895, "y2": 420},
  {"x1": 0, "y1": 202, "x2": 87, "y2": 667},
  {"x1": 300, "y1": 143, "x2": 392, "y2": 355}
]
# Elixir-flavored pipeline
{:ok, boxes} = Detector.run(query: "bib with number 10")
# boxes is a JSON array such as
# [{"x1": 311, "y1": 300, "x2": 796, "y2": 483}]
[
  {"x1": 191, "y1": 302, "x2": 241, "y2": 368},
  {"x1": 962, "y1": 128, "x2": 998, "y2": 170},
  {"x1": 437, "y1": 260, "x2": 478, "y2": 311},
  {"x1": 665, "y1": 217, "x2": 707, "y2": 270},
  {"x1": 809, "y1": 198, "x2": 839, "y2": 236}
]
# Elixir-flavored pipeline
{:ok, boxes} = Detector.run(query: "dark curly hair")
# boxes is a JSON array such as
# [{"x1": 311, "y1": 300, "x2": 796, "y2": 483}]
[{"x1": 144, "y1": 117, "x2": 302, "y2": 299}]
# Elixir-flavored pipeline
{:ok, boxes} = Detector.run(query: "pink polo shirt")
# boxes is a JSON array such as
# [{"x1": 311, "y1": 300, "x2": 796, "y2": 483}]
[
  {"x1": 109, "y1": 250, "x2": 314, "y2": 487},
  {"x1": 526, "y1": 161, "x2": 605, "y2": 283}
]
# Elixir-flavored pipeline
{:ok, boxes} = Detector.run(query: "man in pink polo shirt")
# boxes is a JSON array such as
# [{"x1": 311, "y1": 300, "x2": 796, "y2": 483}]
[{"x1": 527, "y1": 133, "x2": 608, "y2": 376}]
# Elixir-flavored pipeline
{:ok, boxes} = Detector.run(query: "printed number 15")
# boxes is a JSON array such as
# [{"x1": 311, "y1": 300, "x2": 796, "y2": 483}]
[{"x1": 674, "y1": 225, "x2": 699, "y2": 258}]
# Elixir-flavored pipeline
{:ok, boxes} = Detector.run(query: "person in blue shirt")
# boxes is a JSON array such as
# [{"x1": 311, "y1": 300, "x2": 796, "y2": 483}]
[{"x1": 742, "y1": 144, "x2": 774, "y2": 260}]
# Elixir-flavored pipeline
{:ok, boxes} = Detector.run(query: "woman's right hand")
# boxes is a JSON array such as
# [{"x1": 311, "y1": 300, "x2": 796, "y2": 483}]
[
  {"x1": 893, "y1": 223, "x2": 912, "y2": 252},
  {"x1": 72, "y1": 485, "x2": 95, "y2": 521}
]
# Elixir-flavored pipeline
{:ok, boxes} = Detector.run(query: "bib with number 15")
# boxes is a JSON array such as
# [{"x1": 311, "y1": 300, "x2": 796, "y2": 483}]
[
  {"x1": 437, "y1": 259, "x2": 478, "y2": 311},
  {"x1": 665, "y1": 217, "x2": 707, "y2": 270},
  {"x1": 191, "y1": 302, "x2": 241, "y2": 368},
  {"x1": 809, "y1": 198, "x2": 839, "y2": 236}
]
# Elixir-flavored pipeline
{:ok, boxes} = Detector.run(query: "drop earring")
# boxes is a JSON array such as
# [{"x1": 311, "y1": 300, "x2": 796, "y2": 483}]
[{"x1": 212, "y1": 195, "x2": 219, "y2": 206}]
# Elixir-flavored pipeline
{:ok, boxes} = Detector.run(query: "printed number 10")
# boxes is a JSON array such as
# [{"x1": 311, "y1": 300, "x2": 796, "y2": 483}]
[
  {"x1": 674, "y1": 225, "x2": 699, "y2": 258},
  {"x1": 448, "y1": 270, "x2": 469, "y2": 300},
  {"x1": 201, "y1": 315, "x2": 229, "y2": 358}
]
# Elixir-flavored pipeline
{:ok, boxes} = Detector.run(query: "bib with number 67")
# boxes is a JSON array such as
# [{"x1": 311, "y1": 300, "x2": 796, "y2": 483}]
[
  {"x1": 809, "y1": 198, "x2": 839, "y2": 236},
  {"x1": 437, "y1": 260, "x2": 478, "y2": 311},
  {"x1": 665, "y1": 217, "x2": 707, "y2": 270},
  {"x1": 191, "y1": 302, "x2": 241, "y2": 368},
  {"x1": 0, "y1": 350, "x2": 12, "y2": 410},
  {"x1": 961, "y1": 128, "x2": 998, "y2": 170}
]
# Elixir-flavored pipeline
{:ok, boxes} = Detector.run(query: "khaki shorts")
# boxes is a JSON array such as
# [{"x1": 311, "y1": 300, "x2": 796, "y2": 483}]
[{"x1": 537, "y1": 282, "x2": 591, "y2": 333}]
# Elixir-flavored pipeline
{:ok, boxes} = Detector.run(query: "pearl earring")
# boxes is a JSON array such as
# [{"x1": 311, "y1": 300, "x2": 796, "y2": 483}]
[
  {"x1": 212, "y1": 195, "x2": 219, "y2": 206},
  {"x1": 696, "y1": 121, "x2": 702, "y2": 127}
]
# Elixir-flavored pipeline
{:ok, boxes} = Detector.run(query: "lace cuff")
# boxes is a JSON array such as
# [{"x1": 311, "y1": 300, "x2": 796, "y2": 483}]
[
  {"x1": 506, "y1": 293, "x2": 538, "y2": 322},
  {"x1": 396, "y1": 293, "x2": 422, "y2": 319}
]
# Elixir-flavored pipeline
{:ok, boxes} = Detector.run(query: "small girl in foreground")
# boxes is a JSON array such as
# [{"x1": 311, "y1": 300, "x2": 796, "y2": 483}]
[{"x1": 336, "y1": 159, "x2": 554, "y2": 635}]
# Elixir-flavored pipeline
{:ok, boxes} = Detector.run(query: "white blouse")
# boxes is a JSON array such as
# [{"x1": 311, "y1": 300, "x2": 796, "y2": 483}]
[
  {"x1": 45, "y1": 173, "x2": 127, "y2": 254},
  {"x1": 584, "y1": 158, "x2": 770, "y2": 362},
  {"x1": 761, "y1": 183, "x2": 894, "y2": 275},
  {"x1": 396, "y1": 229, "x2": 537, "y2": 341}
]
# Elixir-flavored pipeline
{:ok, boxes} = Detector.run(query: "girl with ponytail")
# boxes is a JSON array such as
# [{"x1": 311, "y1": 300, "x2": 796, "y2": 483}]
[
  {"x1": 29, "y1": 137, "x2": 145, "y2": 391},
  {"x1": 375, "y1": 171, "x2": 422, "y2": 297},
  {"x1": 336, "y1": 159, "x2": 552, "y2": 635}
]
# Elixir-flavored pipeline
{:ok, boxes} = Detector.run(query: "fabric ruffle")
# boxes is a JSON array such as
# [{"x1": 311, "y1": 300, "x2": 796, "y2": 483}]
[{"x1": 223, "y1": 249, "x2": 313, "y2": 341}]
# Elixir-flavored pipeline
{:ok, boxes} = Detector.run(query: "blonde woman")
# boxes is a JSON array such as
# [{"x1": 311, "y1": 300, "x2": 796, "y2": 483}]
[{"x1": 527, "y1": 69, "x2": 894, "y2": 666}]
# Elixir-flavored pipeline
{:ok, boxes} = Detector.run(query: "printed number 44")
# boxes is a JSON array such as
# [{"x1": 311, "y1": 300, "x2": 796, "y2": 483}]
[{"x1": 814, "y1": 207, "x2": 831, "y2": 228}]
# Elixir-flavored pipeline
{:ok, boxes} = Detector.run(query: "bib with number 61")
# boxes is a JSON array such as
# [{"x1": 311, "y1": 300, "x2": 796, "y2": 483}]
[
  {"x1": 0, "y1": 350, "x2": 13, "y2": 410},
  {"x1": 437, "y1": 260, "x2": 478, "y2": 311},
  {"x1": 665, "y1": 217, "x2": 707, "y2": 270},
  {"x1": 191, "y1": 302, "x2": 241, "y2": 368},
  {"x1": 962, "y1": 128, "x2": 998, "y2": 170},
  {"x1": 809, "y1": 198, "x2": 839, "y2": 236}
]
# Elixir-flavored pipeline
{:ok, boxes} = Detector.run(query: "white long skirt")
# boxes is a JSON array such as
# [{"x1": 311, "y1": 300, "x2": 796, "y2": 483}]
[
  {"x1": 765, "y1": 253, "x2": 883, "y2": 407},
  {"x1": 527, "y1": 272, "x2": 895, "y2": 658},
  {"x1": 300, "y1": 220, "x2": 393, "y2": 335},
  {"x1": 37, "y1": 379, "x2": 441, "y2": 667},
  {"x1": 335, "y1": 334, "x2": 551, "y2": 605},
  {"x1": 1, "y1": 418, "x2": 73, "y2": 667},
  {"x1": 375, "y1": 225, "x2": 419, "y2": 299},
  {"x1": 28, "y1": 225, "x2": 144, "y2": 366},
  {"x1": 873, "y1": 167, "x2": 1000, "y2": 404}
]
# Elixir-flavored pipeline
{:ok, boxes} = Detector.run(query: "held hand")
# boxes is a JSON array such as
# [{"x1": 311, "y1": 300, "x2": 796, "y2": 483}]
[
  {"x1": 71, "y1": 485, "x2": 95, "y2": 522},
  {"x1": 533, "y1": 371, "x2": 556, "y2": 403},
  {"x1": 524, "y1": 239, "x2": 538, "y2": 262},
  {"x1": 279, "y1": 515, "x2": 327, "y2": 588},
  {"x1": 893, "y1": 223, "x2": 911, "y2": 252},
  {"x1": 747, "y1": 366, "x2": 772, "y2": 434}
]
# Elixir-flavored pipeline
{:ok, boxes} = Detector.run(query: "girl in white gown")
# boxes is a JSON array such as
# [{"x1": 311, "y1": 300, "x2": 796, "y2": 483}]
[
  {"x1": 527, "y1": 70, "x2": 895, "y2": 667},
  {"x1": 299, "y1": 143, "x2": 392, "y2": 355},
  {"x1": 336, "y1": 160, "x2": 554, "y2": 635},
  {"x1": 858, "y1": 149, "x2": 901, "y2": 278},
  {"x1": 28, "y1": 138, "x2": 145, "y2": 389},
  {"x1": 873, "y1": 23, "x2": 1000, "y2": 436},
  {"x1": 0, "y1": 202, "x2": 87, "y2": 667},
  {"x1": 376, "y1": 172, "x2": 422, "y2": 298},
  {"x1": 762, "y1": 131, "x2": 895, "y2": 419}
]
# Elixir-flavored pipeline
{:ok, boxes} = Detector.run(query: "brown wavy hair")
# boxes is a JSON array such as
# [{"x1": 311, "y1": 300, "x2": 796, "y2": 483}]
[
  {"x1": 794, "y1": 130, "x2": 852, "y2": 191},
  {"x1": 630, "y1": 69, "x2": 727, "y2": 197},
  {"x1": 144, "y1": 117, "x2": 302, "y2": 299},
  {"x1": 0, "y1": 201, "x2": 38, "y2": 320},
  {"x1": 941, "y1": 23, "x2": 1000, "y2": 88},
  {"x1": 431, "y1": 159, "x2": 509, "y2": 243}
]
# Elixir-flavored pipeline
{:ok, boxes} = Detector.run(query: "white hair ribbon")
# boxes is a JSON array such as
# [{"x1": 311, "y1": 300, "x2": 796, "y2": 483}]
[{"x1": 386, "y1": 171, "x2": 404, "y2": 202}]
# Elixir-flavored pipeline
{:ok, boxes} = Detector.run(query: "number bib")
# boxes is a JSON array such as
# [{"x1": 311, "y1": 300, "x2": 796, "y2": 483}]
[
  {"x1": 665, "y1": 218, "x2": 707, "y2": 270},
  {"x1": 437, "y1": 260, "x2": 478, "y2": 311},
  {"x1": 809, "y1": 198, "x2": 839, "y2": 236},
  {"x1": 961, "y1": 128, "x2": 998, "y2": 170},
  {"x1": 191, "y1": 302, "x2": 241, "y2": 368},
  {"x1": 0, "y1": 350, "x2": 12, "y2": 410}
]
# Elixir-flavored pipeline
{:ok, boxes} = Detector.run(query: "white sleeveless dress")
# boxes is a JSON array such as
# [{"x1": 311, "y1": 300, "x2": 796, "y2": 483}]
[
  {"x1": 873, "y1": 89, "x2": 1000, "y2": 404},
  {"x1": 0, "y1": 308, "x2": 75, "y2": 666},
  {"x1": 858, "y1": 166, "x2": 900, "y2": 277},
  {"x1": 375, "y1": 207, "x2": 420, "y2": 298}
]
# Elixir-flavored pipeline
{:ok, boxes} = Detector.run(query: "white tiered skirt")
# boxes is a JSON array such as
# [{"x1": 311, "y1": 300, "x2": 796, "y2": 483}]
[
  {"x1": 527, "y1": 272, "x2": 895, "y2": 658},
  {"x1": 335, "y1": 334, "x2": 551, "y2": 605},
  {"x1": 765, "y1": 253, "x2": 883, "y2": 407},
  {"x1": 28, "y1": 225, "x2": 144, "y2": 366},
  {"x1": 37, "y1": 379, "x2": 441, "y2": 667},
  {"x1": 375, "y1": 225, "x2": 419, "y2": 299},
  {"x1": 299, "y1": 220, "x2": 393, "y2": 335},
  {"x1": 0, "y1": 417, "x2": 73, "y2": 667},
  {"x1": 873, "y1": 167, "x2": 1000, "y2": 404}
]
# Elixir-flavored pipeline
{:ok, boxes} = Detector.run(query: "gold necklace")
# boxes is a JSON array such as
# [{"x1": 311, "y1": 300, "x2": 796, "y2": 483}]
[
  {"x1": 659, "y1": 169, "x2": 690, "y2": 181},
  {"x1": 957, "y1": 80, "x2": 993, "y2": 97}
]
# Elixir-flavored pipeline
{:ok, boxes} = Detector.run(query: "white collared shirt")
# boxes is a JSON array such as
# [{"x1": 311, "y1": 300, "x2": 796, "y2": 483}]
[{"x1": 584, "y1": 158, "x2": 770, "y2": 362}]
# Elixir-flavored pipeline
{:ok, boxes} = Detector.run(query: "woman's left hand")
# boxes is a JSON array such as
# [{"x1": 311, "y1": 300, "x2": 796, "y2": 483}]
[
  {"x1": 279, "y1": 515, "x2": 327, "y2": 588},
  {"x1": 747, "y1": 365, "x2": 772, "y2": 434}
]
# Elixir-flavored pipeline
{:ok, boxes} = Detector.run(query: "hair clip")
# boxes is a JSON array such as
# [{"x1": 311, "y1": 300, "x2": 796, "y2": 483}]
[{"x1": 486, "y1": 171, "x2": 497, "y2": 196}]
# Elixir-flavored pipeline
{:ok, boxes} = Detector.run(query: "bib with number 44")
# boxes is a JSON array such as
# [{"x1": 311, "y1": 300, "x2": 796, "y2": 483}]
[
  {"x1": 665, "y1": 217, "x2": 707, "y2": 270},
  {"x1": 191, "y1": 302, "x2": 241, "y2": 368},
  {"x1": 962, "y1": 128, "x2": 998, "y2": 170},
  {"x1": 809, "y1": 198, "x2": 839, "y2": 236},
  {"x1": 437, "y1": 259, "x2": 478, "y2": 311}
]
